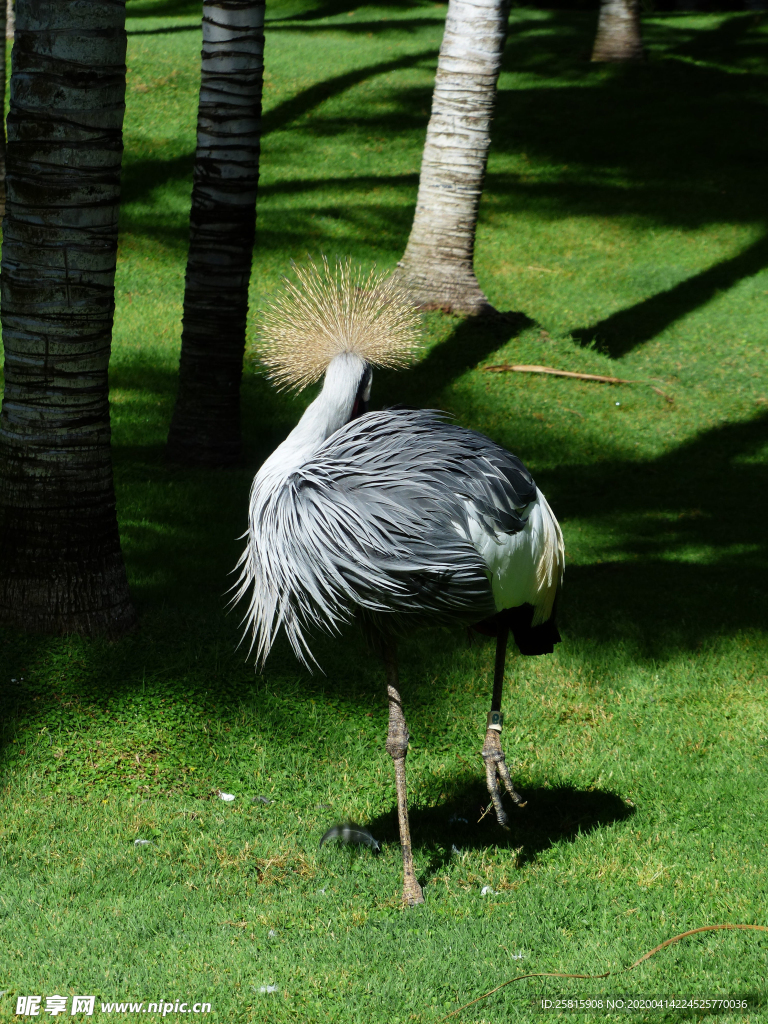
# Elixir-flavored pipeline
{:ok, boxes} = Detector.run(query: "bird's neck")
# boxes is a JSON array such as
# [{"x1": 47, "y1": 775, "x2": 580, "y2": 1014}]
[{"x1": 257, "y1": 353, "x2": 364, "y2": 484}]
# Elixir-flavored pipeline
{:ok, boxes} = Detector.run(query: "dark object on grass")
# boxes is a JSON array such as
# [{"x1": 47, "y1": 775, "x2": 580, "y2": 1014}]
[
  {"x1": 252, "y1": 796, "x2": 272, "y2": 804},
  {"x1": 319, "y1": 823, "x2": 381, "y2": 855},
  {"x1": 234, "y1": 259, "x2": 564, "y2": 907}
]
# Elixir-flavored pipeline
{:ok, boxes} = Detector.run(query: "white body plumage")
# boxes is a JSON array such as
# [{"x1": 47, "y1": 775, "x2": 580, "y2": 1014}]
[
  {"x1": 464, "y1": 488, "x2": 562, "y2": 625},
  {"x1": 235, "y1": 352, "x2": 564, "y2": 667}
]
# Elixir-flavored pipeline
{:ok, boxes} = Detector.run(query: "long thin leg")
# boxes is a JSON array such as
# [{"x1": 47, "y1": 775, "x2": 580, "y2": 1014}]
[
  {"x1": 383, "y1": 641, "x2": 424, "y2": 906},
  {"x1": 481, "y1": 627, "x2": 526, "y2": 828}
]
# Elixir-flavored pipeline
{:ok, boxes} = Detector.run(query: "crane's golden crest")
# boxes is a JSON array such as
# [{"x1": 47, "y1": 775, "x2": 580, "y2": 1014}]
[{"x1": 257, "y1": 257, "x2": 422, "y2": 391}]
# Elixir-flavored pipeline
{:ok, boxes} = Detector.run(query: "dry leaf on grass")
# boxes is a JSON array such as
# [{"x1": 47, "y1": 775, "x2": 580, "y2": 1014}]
[{"x1": 483, "y1": 363, "x2": 674, "y2": 403}]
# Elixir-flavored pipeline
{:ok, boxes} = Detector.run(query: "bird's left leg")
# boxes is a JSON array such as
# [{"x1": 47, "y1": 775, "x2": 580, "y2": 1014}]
[
  {"x1": 383, "y1": 641, "x2": 424, "y2": 907},
  {"x1": 482, "y1": 627, "x2": 527, "y2": 828}
]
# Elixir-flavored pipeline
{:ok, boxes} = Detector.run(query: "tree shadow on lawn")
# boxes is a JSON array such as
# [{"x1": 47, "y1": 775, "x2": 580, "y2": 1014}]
[
  {"x1": 118, "y1": 41, "x2": 438, "y2": 221},
  {"x1": 125, "y1": 0, "x2": 434, "y2": 25},
  {"x1": 367, "y1": 781, "x2": 633, "y2": 883},
  {"x1": 572, "y1": 233, "x2": 768, "y2": 358},
  {"x1": 272, "y1": 0, "x2": 426, "y2": 23},
  {"x1": 120, "y1": 13, "x2": 768, "y2": 207},
  {"x1": 126, "y1": 0, "x2": 202, "y2": 20},
  {"x1": 376, "y1": 310, "x2": 535, "y2": 409},
  {"x1": 126, "y1": 22, "x2": 199, "y2": 36},
  {"x1": 260, "y1": 47, "x2": 437, "y2": 138},
  {"x1": 118, "y1": 11, "x2": 767, "y2": 283},
  {"x1": 645, "y1": 9, "x2": 767, "y2": 65},
  {"x1": 119, "y1": 7, "x2": 767, "y2": 204},
  {"x1": 540, "y1": 410, "x2": 768, "y2": 656},
  {"x1": 496, "y1": 13, "x2": 766, "y2": 243}
]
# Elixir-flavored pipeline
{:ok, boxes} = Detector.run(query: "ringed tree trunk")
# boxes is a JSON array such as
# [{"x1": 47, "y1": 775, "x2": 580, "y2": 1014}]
[
  {"x1": 0, "y1": 0, "x2": 7, "y2": 222},
  {"x1": 166, "y1": 0, "x2": 265, "y2": 467},
  {"x1": 591, "y1": 0, "x2": 644, "y2": 62},
  {"x1": 397, "y1": 0, "x2": 510, "y2": 316},
  {"x1": 0, "y1": 0, "x2": 135, "y2": 636}
]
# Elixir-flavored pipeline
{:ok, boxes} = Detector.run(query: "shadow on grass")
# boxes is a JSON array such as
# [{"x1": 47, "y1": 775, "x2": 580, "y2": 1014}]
[
  {"x1": 127, "y1": 22, "x2": 199, "y2": 36},
  {"x1": 120, "y1": 152, "x2": 195, "y2": 209},
  {"x1": 125, "y1": 0, "x2": 431, "y2": 21},
  {"x1": 126, "y1": 15, "x2": 442, "y2": 35},
  {"x1": 367, "y1": 782, "x2": 633, "y2": 880},
  {"x1": 273, "y1": 0, "x2": 427, "y2": 22},
  {"x1": 573, "y1": 234, "x2": 768, "y2": 358},
  {"x1": 118, "y1": 45, "x2": 435, "y2": 218},
  {"x1": 377, "y1": 311, "x2": 535, "y2": 408},
  {"x1": 126, "y1": 0, "x2": 202, "y2": 19},
  {"x1": 119, "y1": 8, "x2": 768, "y2": 309},
  {"x1": 261, "y1": 47, "x2": 436, "y2": 137}
]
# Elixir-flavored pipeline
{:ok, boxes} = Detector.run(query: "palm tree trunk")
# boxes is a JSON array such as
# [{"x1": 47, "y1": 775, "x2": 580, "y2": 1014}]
[
  {"x1": 0, "y1": 0, "x2": 8, "y2": 223},
  {"x1": 591, "y1": 0, "x2": 644, "y2": 62},
  {"x1": 397, "y1": 0, "x2": 510, "y2": 316},
  {"x1": 166, "y1": 0, "x2": 265, "y2": 467},
  {"x1": 0, "y1": 0, "x2": 134, "y2": 636}
]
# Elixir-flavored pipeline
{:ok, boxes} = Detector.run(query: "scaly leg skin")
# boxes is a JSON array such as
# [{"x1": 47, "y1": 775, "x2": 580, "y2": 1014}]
[
  {"x1": 383, "y1": 642, "x2": 424, "y2": 907},
  {"x1": 481, "y1": 628, "x2": 527, "y2": 829}
]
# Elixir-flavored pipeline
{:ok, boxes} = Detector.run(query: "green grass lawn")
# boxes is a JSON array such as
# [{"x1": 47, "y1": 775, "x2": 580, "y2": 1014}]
[{"x1": 2, "y1": 1, "x2": 768, "y2": 1021}]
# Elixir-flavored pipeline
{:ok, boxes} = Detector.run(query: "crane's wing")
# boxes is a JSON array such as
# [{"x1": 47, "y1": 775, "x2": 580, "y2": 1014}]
[{"x1": 236, "y1": 409, "x2": 562, "y2": 668}]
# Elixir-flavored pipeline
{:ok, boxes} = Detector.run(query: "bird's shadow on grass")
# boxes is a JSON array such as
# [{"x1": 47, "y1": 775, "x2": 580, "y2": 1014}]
[{"x1": 368, "y1": 782, "x2": 633, "y2": 884}]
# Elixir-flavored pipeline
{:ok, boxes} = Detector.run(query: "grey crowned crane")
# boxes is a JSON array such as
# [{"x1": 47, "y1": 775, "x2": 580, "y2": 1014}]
[{"x1": 235, "y1": 259, "x2": 564, "y2": 906}]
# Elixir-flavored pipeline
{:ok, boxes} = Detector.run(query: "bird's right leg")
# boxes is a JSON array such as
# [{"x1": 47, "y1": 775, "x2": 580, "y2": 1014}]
[
  {"x1": 383, "y1": 641, "x2": 424, "y2": 907},
  {"x1": 482, "y1": 627, "x2": 527, "y2": 828}
]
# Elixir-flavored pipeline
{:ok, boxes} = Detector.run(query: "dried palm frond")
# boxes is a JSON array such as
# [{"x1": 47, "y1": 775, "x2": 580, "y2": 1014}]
[{"x1": 257, "y1": 256, "x2": 422, "y2": 391}]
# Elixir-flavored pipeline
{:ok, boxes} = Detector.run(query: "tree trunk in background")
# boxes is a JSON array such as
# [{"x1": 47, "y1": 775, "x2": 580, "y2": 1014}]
[
  {"x1": 0, "y1": 1, "x2": 7, "y2": 222},
  {"x1": 166, "y1": 0, "x2": 265, "y2": 467},
  {"x1": 591, "y1": 0, "x2": 644, "y2": 62},
  {"x1": 397, "y1": 0, "x2": 509, "y2": 316},
  {"x1": 0, "y1": 0, "x2": 135, "y2": 636}
]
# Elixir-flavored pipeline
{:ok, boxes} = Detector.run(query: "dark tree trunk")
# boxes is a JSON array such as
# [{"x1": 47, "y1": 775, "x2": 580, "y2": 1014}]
[
  {"x1": 0, "y1": 0, "x2": 8, "y2": 222},
  {"x1": 397, "y1": 0, "x2": 509, "y2": 316},
  {"x1": 0, "y1": 0, "x2": 135, "y2": 637},
  {"x1": 591, "y1": 0, "x2": 644, "y2": 62},
  {"x1": 166, "y1": 0, "x2": 265, "y2": 467}
]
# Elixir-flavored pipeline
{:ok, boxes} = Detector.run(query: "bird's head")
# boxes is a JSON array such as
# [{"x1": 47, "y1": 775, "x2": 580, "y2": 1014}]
[{"x1": 256, "y1": 257, "x2": 421, "y2": 401}]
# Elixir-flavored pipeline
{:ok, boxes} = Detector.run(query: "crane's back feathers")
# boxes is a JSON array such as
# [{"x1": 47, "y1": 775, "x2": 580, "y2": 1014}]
[
  {"x1": 258, "y1": 258, "x2": 422, "y2": 392},
  {"x1": 235, "y1": 409, "x2": 564, "y2": 668}
]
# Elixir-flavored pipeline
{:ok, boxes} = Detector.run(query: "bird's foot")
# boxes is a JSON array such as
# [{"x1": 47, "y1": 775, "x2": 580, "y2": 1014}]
[
  {"x1": 402, "y1": 876, "x2": 425, "y2": 906},
  {"x1": 482, "y1": 727, "x2": 526, "y2": 829}
]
